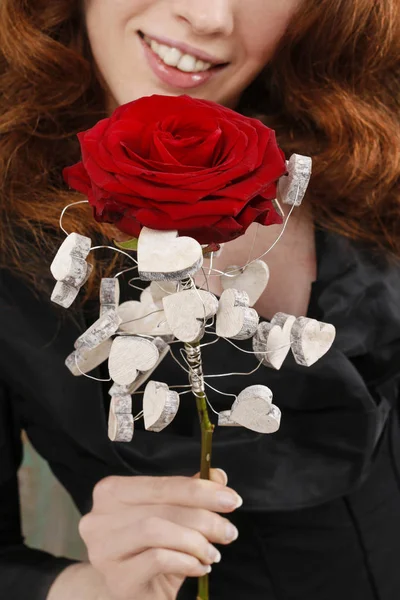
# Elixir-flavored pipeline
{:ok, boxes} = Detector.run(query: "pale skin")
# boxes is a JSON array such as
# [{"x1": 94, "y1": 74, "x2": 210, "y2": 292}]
[{"x1": 49, "y1": 1, "x2": 313, "y2": 599}]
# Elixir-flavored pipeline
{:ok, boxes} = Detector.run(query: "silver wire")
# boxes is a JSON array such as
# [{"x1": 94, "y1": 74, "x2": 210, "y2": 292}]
[
  {"x1": 200, "y1": 336, "x2": 221, "y2": 348},
  {"x1": 114, "y1": 265, "x2": 138, "y2": 279},
  {"x1": 59, "y1": 200, "x2": 89, "y2": 236},
  {"x1": 220, "y1": 335, "x2": 293, "y2": 356},
  {"x1": 89, "y1": 245, "x2": 138, "y2": 264},
  {"x1": 203, "y1": 360, "x2": 264, "y2": 379},
  {"x1": 128, "y1": 277, "x2": 146, "y2": 292},
  {"x1": 169, "y1": 347, "x2": 190, "y2": 374},
  {"x1": 74, "y1": 353, "x2": 112, "y2": 382},
  {"x1": 204, "y1": 381, "x2": 237, "y2": 403}
]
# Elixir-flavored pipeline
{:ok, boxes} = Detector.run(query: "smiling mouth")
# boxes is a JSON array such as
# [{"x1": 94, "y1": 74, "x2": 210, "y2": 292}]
[{"x1": 138, "y1": 31, "x2": 228, "y2": 75}]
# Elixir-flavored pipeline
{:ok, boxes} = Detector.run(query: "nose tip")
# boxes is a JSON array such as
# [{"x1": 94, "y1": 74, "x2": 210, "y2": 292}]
[{"x1": 173, "y1": 0, "x2": 234, "y2": 36}]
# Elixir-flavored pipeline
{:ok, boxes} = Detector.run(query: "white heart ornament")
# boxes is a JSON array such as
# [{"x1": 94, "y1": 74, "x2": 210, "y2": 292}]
[
  {"x1": 290, "y1": 317, "x2": 336, "y2": 367},
  {"x1": 130, "y1": 337, "x2": 170, "y2": 393},
  {"x1": 216, "y1": 288, "x2": 259, "y2": 340},
  {"x1": 253, "y1": 313, "x2": 296, "y2": 370},
  {"x1": 50, "y1": 232, "x2": 91, "y2": 287},
  {"x1": 100, "y1": 278, "x2": 120, "y2": 316},
  {"x1": 278, "y1": 154, "x2": 312, "y2": 207},
  {"x1": 110, "y1": 394, "x2": 132, "y2": 415},
  {"x1": 108, "y1": 338, "x2": 170, "y2": 395},
  {"x1": 66, "y1": 339, "x2": 113, "y2": 376},
  {"x1": 230, "y1": 385, "x2": 281, "y2": 434},
  {"x1": 218, "y1": 411, "x2": 241, "y2": 427},
  {"x1": 221, "y1": 261, "x2": 270, "y2": 307},
  {"x1": 108, "y1": 336, "x2": 159, "y2": 386},
  {"x1": 143, "y1": 381, "x2": 180, "y2": 432},
  {"x1": 146, "y1": 281, "x2": 178, "y2": 308},
  {"x1": 51, "y1": 281, "x2": 79, "y2": 309},
  {"x1": 118, "y1": 299, "x2": 172, "y2": 337},
  {"x1": 108, "y1": 405, "x2": 134, "y2": 442},
  {"x1": 138, "y1": 227, "x2": 203, "y2": 281},
  {"x1": 163, "y1": 289, "x2": 219, "y2": 343},
  {"x1": 75, "y1": 311, "x2": 122, "y2": 352}
]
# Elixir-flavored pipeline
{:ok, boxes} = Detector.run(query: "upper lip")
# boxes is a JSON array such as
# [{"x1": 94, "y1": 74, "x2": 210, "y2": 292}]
[{"x1": 140, "y1": 31, "x2": 228, "y2": 66}]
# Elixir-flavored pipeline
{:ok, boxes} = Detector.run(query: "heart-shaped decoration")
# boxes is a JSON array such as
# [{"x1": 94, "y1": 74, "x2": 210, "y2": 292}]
[
  {"x1": 51, "y1": 263, "x2": 93, "y2": 309},
  {"x1": 66, "y1": 339, "x2": 113, "y2": 376},
  {"x1": 118, "y1": 297, "x2": 172, "y2": 337},
  {"x1": 163, "y1": 289, "x2": 219, "y2": 343},
  {"x1": 143, "y1": 381, "x2": 180, "y2": 433},
  {"x1": 218, "y1": 411, "x2": 240, "y2": 427},
  {"x1": 221, "y1": 260, "x2": 270, "y2": 307},
  {"x1": 75, "y1": 311, "x2": 121, "y2": 352},
  {"x1": 253, "y1": 313, "x2": 296, "y2": 370},
  {"x1": 230, "y1": 385, "x2": 281, "y2": 434},
  {"x1": 110, "y1": 394, "x2": 132, "y2": 415},
  {"x1": 130, "y1": 337, "x2": 170, "y2": 393},
  {"x1": 108, "y1": 338, "x2": 170, "y2": 395},
  {"x1": 291, "y1": 317, "x2": 336, "y2": 367},
  {"x1": 50, "y1": 232, "x2": 91, "y2": 288},
  {"x1": 51, "y1": 281, "x2": 80, "y2": 309},
  {"x1": 108, "y1": 336, "x2": 160, "y2": 386},
  {"x1": 100, "y1": 278, "x2": 120, "y2": 316},
  {"x1": 147, "y1": 281, "x2": 178, "y2": 308},
  {"x1": 109, "y1": 382, "x2": 132, "y2": 397},
  {"x1": 278, "y1": 154, "x2": 312, "y2": 207},
  {"x1": 138, "y1": 227, "x2": 203, "y2": 282},
  {"x1": 108, "y1": 395, "x2": 134, "y2": 442},
  {"x1": 216, "y1": 288, "x2": 259, "y2": 340}
]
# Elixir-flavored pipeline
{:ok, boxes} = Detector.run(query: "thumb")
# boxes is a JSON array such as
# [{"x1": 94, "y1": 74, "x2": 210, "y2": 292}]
[{"x1": 193, "y1": 468, "x2": 228, "y2": 486}]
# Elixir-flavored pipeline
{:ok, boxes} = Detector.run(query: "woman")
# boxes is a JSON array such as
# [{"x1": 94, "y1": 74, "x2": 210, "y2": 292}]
[{"x1": 1, "y1": 1, "x2": 400, "y2": 599}]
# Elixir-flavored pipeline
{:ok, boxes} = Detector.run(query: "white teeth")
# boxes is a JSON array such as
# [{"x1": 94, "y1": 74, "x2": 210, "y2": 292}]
[
  {"x1": 150, "y1": 40, "x2": 159, "y2": 53},
  {"x1": 163, "y1": 47, "x2": 183, "y2": 67},
  {"x1": 195, "y1": 60, "x2": 211, "y2": 72},
  {"x1": 157, "y1": 44, "x2": 169, "y2": 60},
  {"x1": 143, "y1": 35, "x2": 214, "y2": 73},
  {"x1": 177, "y1": 54, "x2": 197, "y2": 73}
]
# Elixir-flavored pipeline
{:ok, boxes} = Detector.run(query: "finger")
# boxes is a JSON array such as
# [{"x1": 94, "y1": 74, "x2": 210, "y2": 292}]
[
  {"x1": 105, "y1": 549, "x2": 211, "y2": 598},
  {"x1": 193, "y1": 468, "x2": 228, "y2": 486},
  {"x1": 95, "y1": 516, "x2": 222, "y2": 567},
  {"x1": 93, "y1": 475, "x2": 242, "y2": 514},
  {"x1": 86, "y1": 506, "x2": 239, "y2": 547}
]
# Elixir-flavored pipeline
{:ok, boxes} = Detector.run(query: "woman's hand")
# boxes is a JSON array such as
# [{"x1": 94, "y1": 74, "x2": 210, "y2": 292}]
[{"x1": 79, "y1": 469, "x2": 242, "y2": 600}]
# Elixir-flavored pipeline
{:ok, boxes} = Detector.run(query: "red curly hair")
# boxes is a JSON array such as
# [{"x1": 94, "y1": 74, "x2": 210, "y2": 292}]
[{"x1": 0, "y1": 0, "x2": 399, "y2": 297}]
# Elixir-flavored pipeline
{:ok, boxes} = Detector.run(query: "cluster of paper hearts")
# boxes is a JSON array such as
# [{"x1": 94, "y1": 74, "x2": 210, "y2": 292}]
[
  {"x1": 107, "y1": 379, "x2": 180, "y2": 442},
  {"x1": 253, "y1": 313, "x2": 336, "y2": 369},
  {"x1": 55, "y1": 144, "x2": 328, "y2": 441},
  {"x1": 50, "y1": 233, "x2": 93, "y2": 308}
]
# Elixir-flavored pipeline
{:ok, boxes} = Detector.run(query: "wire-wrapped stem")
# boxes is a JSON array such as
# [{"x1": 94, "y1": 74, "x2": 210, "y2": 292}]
[{"x1": 182, "y1": 280, "x2": 214, "y2": 600}]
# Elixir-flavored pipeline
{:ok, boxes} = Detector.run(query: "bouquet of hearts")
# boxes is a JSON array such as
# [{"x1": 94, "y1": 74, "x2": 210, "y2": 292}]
[{"x1": 50, "y1": 95, "x2": 336, "y2": 600}]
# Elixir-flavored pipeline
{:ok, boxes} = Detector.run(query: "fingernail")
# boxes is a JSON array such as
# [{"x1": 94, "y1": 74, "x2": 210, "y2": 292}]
[
  {"x1": 225, "y1": 523, "x2": 239, "y2": 542},
  {"x1": 215, "y1": 468, "x2": 228, "y2": 485},
  {"x1": 216, "y1": 492, "x2": 243, "y2": 509},
  {"x1": 202, "y1": 565, "x2": 212, "y2": 574},
  {"x1": 208, "y1": 545, "x2": 221, "y2": 563}
]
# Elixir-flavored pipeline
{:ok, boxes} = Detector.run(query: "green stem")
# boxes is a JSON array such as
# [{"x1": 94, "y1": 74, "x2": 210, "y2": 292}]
[
  {"x1": 184, "y1": 340, "x2": 214, "y2": 600},
  {"x1": 196, "y1": 388, "x2": 214, "y2": 600},
  {"x1": 196, "y1": 390, "x2": 214, "y2": 480}
]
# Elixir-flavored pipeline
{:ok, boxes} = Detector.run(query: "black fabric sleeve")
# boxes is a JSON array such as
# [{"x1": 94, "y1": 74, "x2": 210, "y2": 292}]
[{"x1": 0, "y1": 381, "x2": 78, "y2": 600}]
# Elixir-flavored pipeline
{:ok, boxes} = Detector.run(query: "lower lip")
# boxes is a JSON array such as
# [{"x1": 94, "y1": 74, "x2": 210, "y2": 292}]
[{"x1": 139, "y1": 35, "x2": 222, "y2": 90}]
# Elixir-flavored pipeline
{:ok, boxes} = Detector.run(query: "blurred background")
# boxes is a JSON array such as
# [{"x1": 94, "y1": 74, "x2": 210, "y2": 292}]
[{"x1": 18, "y1": 434, "x2": 87, "y2": 561}]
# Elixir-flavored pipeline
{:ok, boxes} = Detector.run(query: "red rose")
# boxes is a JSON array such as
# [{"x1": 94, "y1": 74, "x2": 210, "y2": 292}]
[{"x1": 63, "y1": 95, "x2": 287, "y2": 245}]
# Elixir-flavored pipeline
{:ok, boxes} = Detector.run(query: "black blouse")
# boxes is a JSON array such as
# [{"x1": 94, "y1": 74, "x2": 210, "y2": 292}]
[{"x1": 1, "y1": 229, "x2": 400, "y2": 599}]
